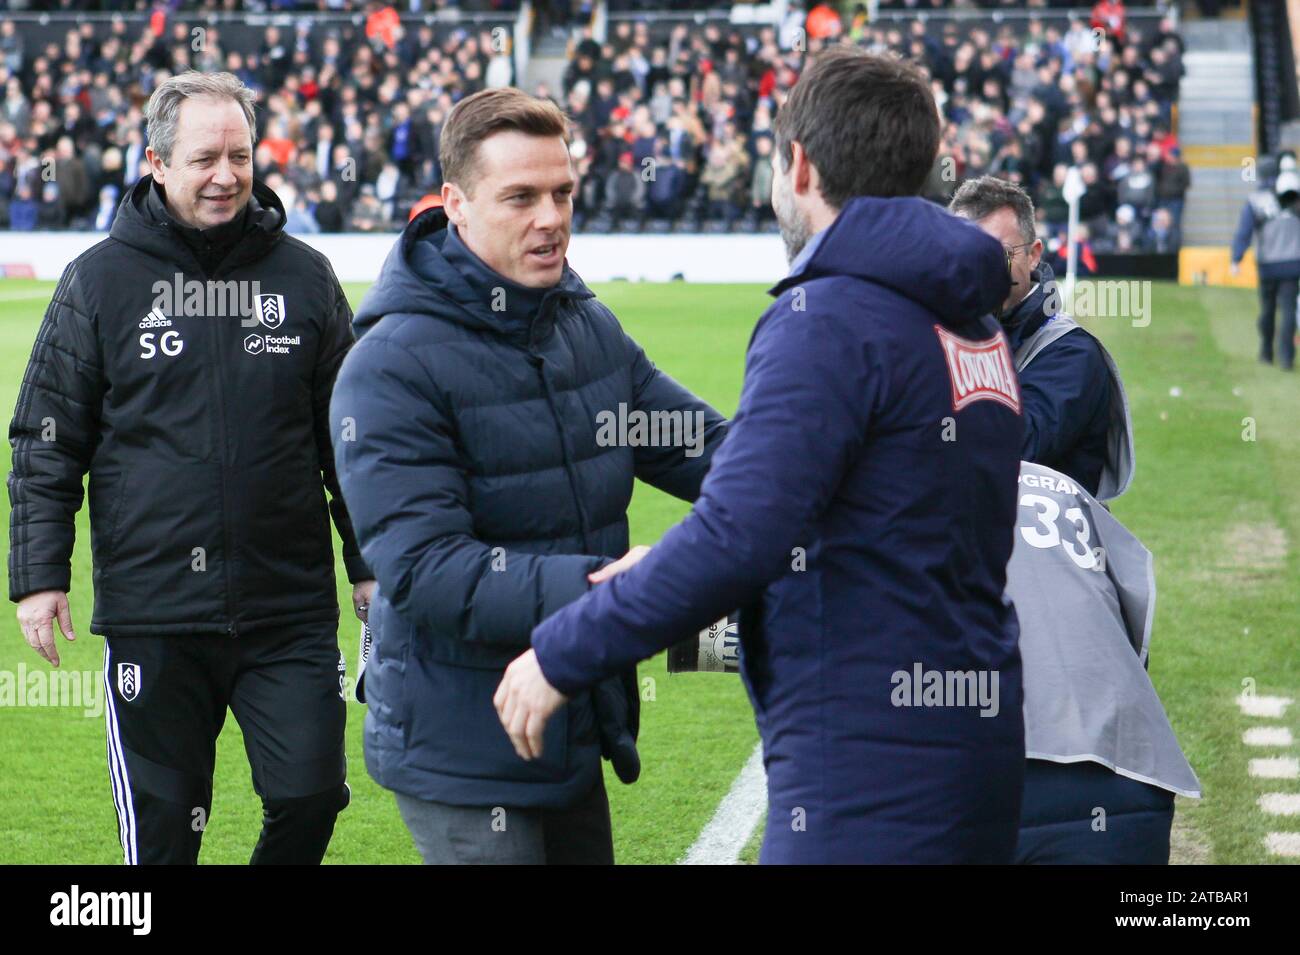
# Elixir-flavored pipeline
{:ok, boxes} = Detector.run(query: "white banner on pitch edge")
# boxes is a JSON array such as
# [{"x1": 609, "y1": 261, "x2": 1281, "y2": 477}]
[{"x1": 0, "y1": 231, "x2": 788, "y2": 284}]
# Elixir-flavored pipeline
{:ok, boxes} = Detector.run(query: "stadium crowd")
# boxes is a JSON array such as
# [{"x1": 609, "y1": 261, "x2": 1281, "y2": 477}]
[{"x1": 0, "y1": 2, "x2": 1190, "y2": 253}]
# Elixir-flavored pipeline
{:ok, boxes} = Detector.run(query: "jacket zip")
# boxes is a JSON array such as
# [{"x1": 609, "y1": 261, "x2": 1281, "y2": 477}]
[
  {"x1": 527, "y1": 305, "x2": 594, "y2": 552},
  {"x1": 206, "y1": 261, "x2": 239, "y2": 636}
]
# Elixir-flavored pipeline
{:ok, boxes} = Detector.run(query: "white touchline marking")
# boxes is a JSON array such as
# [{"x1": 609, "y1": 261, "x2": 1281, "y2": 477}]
[
  {"x1": 1258, "y1": 793, "x2": 1300, "y2": 816},
  {"x1": 0, "y1": 291, "x2": 49, "y2": 302},
  {"x1": 1248, "y1": 757, "x2": 1299, "y2": 779},
  {"x1": 1264, "y1": 832, "x2": 1300, "y2": 857},
  {"x1": 681, "y1": 742, "x2": 767, "y2": 865},
  {"x1": 1243, "y1": 726, "x2": 1294, "y2": 746},
  {"x1": 1236, "y1": 695, "x2": 1294, "y2": 718}
]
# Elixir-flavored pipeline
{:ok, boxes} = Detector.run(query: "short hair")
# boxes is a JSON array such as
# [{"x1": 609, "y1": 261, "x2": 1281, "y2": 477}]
[
  {"x1": 439, "y1": 88, "x2": 570, "y2": 196},
  {"x1": 772, "y1": 47, "x2": 940, "y2": 207},
  {"x1": 145, "y1": 71, "x2": 257, "y2": 165},
  {"x1": 948, "y1": 175, "x2": 1037, "y2": 244}
]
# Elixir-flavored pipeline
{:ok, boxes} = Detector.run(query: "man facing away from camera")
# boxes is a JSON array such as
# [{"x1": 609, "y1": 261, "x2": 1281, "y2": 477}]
[
  {"x1": 1231, "y1": 156, "x2": 1300, "y2": 372},
  {"x1": 329, "y1": 87, "x2": 726, "y2": 864},
  {"x1": 493, "y1": 48, "x2": 1028, "y2": 863},
  {"x1": 9, "y1": 71, "x2": 373, "y2": 864}
]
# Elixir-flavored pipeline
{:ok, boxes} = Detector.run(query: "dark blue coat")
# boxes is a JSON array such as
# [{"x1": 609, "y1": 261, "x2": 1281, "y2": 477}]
[
  {"x1": 532, "y1": 196, "x2": 1027, "y2": 863},
  {"x1": 1004, "y1": 262, "x2": 1111, "y2": 496},
  {"x1": 329, "y1": 210, "x2": 726, "y2": 808}
]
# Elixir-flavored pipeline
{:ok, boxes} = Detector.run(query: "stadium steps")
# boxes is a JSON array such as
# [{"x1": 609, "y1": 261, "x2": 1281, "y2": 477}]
[
  {"x1": 1179, "y1": 20, "x2": 1257, "y2": 246},
  {"x1": 525, "y1": 49, "x2": 570, "y2": 97}
]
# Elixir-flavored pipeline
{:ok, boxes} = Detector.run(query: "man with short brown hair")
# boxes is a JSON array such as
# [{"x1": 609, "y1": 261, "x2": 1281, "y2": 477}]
[{"x1": 329, "y1": 87, "x2": 726, "y2": 864}]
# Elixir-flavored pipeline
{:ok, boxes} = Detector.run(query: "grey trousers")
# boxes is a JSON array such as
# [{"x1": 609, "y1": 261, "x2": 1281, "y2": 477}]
[{"x1": 394, "y1": 776, "x2": 614, "y2": 865}]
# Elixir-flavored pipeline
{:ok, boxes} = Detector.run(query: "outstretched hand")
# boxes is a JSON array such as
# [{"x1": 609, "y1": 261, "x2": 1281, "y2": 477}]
[
  {"x1": 493, "y1": 649, "x2": 568, "y2": 761},
  {"x1": 588, "y1": 545, "x2": 651, "y2": 585}
]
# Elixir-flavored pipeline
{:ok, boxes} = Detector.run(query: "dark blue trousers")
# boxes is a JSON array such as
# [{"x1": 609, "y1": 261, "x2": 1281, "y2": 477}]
[{"x1": 1015, "y1": 758, "x2": 1174, "y2": 864}]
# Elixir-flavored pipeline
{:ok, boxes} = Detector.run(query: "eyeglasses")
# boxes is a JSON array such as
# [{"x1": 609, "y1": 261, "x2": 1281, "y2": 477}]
[{"x1": 1003, "y1": 241, "x2": 1035, "y2": 272}]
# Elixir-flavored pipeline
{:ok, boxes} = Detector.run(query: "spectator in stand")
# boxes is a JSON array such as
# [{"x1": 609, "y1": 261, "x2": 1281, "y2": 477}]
[
  {"x1": 278, "y1": 183, "x2": 320, "y2": 235},
  {"x1": 1117, "y1": 155, "x2": 1157, "y2": 222},
  {"x1": 347, "y1": 185, "x2": 390, "y2": 233},
  {"x1": 52, "y1": 135, "x2": 91, "y2": 227},
  {"x1": 645, "y1": 140, "x2": 685, "y2": 221},
  {"x1": 0, "y1": 7, "x2": 1187, "y2": 249},
  {"x1": 315, "y1": 179, "x2": 345, "y2": 233},
  {"x1": 1092, "y1": 1, "x2": 1128, "y2": 47},
  {"x1": 1046, "y1": 222, "x2": 1099, "y2": 277},
  {"x1": 1077, "y1": 163, "x2": 1114, "y2": 226},
  {"x1": 1156, "y1": 145, "x2": 1191, "y2": 225},
  {"x1": 1098, "y1": 203, "x2": 1145, "y2": 253},
  {"x1": 8, "y1": 180, "x2": 37, "y2": 230},
  {"x1": 1105, "y1": 136, "x2": 1134, "y2": 183},
  {"x1": 605, "y1": 151, "x2": 644, "y2": 220},
  {"x1": 0, "y1": 19, "x2": 23, "y2": 74},
  {"x1": 700, "y1": 138, "x2": 748, "y2": 225},
  {"x1": 1148, "y1": 206, "x2": 1180, "y2": 253},
  {"x1": 751, "y1": 134, "x2": 775, "y2": 222},
  {"x1": 1037, "y1": 163, "x2": 1070, "y2": 232},
  {"x1": 93, "y1": 184, "x2": 119, "y2": 232}
]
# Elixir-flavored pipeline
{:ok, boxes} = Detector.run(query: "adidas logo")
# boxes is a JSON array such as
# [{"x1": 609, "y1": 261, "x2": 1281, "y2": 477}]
[{"x1": 138, "y1": 308, "x2": 173, "y2": 329}]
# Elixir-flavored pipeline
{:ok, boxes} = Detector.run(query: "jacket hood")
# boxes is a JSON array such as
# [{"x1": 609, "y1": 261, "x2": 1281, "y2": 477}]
[
  {"x1": 352, "y1": 208, "x2": 595, "y2": 344},
  {"x1": 110, "y1": 175, "x2": 285, "y2": 274},
  {"x1": 771, "y1": 196, "x2": 1010, "y2": 327}
]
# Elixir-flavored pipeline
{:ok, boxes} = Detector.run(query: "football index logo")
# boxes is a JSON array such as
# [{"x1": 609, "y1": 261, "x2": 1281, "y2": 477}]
[
  {"x1": 254, "y1": 293, "x2": 286, "y2": 329},
  {"x1": 934, "y1": 325, "x2": 1021, "y2": 414},
  {"x1": 244, "y1": 295, "x2": 300, "y2": 355},
  {"x1": 116, "y1": 663, "x2": 140, "y2": 702}
]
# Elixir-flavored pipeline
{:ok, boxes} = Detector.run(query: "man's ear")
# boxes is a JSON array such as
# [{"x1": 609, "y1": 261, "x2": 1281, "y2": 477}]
[
  {"x1": 790, "y1": 140, "x2": 815, "y2": 197},
  {"x1": 144, "y1": 146, "x2": 166, "y2": 185},
  {"x1": 785, "y1": 139, "x2": 816, "y2": 198},
  {"x1": 1029, "y1": 238, "x2": 1044, "y2": 270},
  {"x1": 441, "y1": 181, "x2": 464, "y2": 227}
]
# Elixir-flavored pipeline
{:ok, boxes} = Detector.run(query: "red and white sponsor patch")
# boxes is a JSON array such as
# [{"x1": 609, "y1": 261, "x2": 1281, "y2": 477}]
[{"x1": 934, "y1": 325, "x2": 1021, "y2": 414}]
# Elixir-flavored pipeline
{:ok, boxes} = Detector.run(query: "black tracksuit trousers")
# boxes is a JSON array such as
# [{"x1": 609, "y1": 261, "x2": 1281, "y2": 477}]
[{"x1": 102, "y1": 622, "x2": 349, "y2": 864}]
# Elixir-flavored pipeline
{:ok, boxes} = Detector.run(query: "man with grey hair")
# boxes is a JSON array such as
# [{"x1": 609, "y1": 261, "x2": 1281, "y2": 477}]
[
  {"x1": 949, "y1": 175, "x2": 1133, "y2": 501},
  {"x1": 9, "y1": 71, "x2": 373, "y2": 864}
]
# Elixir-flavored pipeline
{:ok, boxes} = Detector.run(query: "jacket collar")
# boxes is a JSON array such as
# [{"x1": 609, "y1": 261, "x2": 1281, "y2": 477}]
[
  {"x1": 1001, "y1": 260, "x2": 1059, "y2": 351},
  {"x1": 371, "y1": 206, "x2": 594, "y2": 347},
  {"x1": 111, "y1": 176, "x2": 285, "y2": 277}
]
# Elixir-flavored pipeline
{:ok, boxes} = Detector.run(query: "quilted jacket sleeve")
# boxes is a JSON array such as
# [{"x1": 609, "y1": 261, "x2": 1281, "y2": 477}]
[
  {"x1": 313, "y1": 272, "x2": 371, "y2": 583},
  {"x1": 8, "y1": 261, "x2": 105, "y2": 601}
]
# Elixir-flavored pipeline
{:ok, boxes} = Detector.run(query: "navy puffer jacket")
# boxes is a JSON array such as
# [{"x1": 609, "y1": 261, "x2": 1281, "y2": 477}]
[{"x1": 330, "y1": 210, "x2": 726, "y2": 808}]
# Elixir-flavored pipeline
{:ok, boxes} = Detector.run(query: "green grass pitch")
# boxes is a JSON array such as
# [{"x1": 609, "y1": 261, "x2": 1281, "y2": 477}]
[{"x1": 0, "y1": 277, "x2": 1295, "y2": 864}]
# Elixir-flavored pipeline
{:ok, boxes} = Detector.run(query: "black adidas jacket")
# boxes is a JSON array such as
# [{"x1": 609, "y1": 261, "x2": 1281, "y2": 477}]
[{"x1": 7, "y1": 176, "x2": 369, "y2": 635}]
